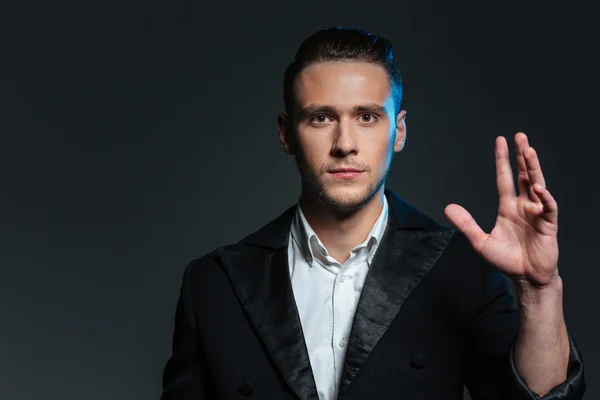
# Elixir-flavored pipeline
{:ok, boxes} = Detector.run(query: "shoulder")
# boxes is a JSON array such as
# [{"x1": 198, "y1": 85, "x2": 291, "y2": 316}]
[
  {"x1": 180, "y1": 204, "x2": 295, "y2": 287},
  {"x1": 179, "y1": 249, "x2": 224, "y2": 290}
]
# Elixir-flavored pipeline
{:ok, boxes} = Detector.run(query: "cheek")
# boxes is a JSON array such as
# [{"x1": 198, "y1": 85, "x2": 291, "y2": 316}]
[
  {"x1": 297, "y1": 134, "x2": 329, "y2": 167},
  {"x1": 368, "y1": 135, "x2": 394, "y2": 169}
]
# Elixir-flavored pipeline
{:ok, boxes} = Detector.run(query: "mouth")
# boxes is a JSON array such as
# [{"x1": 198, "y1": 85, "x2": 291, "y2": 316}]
[{"x1": 327, "y1": 168, "x2": 364, "y2": 179}]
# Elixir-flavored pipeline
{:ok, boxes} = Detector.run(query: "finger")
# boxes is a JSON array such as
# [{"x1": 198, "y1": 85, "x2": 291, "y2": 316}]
[
  {"x1": 444, "y1": 204, "x2": 488, "y2": 252},
  {"x1": 514, "y1": 132, "x2": 530, "y2": 197},
  {"x1": 495, "y1": 136, "x2": 516, "y2": 198},
  {"x1": 515, "y1": 133, "x2": 539, "y2": 202},
  {"x1": 524, "y1": 146, "x2": 546, "y2": 202},
  {"x1": 531, "y1": 183, "x2": 558, "y2": 225}
]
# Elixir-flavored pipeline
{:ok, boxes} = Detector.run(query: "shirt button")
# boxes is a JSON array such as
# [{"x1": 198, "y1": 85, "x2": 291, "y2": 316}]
[
  {"x1": 339, "y1": 338, "x2": 347, "y2": 347},
  {"x1": 340, "y1": 275, "x2": 345, "y2": 283}
]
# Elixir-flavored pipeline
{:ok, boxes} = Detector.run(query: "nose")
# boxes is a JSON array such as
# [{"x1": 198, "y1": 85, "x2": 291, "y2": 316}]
[{"x1": 331, "y1": 119, "x2": 358, "y2": 157}]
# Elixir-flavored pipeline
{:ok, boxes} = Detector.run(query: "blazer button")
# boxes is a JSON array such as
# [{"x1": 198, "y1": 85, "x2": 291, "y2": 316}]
[
  {"x1": 411, "y1": 353, "x2": 427, "y2": 369},
  {"x1": 238, "y1": 381, "x2": 254, "y2": 397}
]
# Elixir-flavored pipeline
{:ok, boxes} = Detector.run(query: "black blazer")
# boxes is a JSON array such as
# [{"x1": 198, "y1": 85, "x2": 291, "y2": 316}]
[{"x1": 160, "y1": 189, "x2": 585, "y2": 400}]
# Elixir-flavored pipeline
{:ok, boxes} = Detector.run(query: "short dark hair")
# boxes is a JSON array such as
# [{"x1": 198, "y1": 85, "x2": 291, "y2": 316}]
[{"x1": 283, "y1": 27, "x2": 403, "y2": 120}]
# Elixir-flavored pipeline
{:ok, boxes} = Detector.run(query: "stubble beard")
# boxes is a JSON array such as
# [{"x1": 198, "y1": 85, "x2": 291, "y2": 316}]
[{"x1": 299, "y1": 161, "x2": 390, "y2": 214}]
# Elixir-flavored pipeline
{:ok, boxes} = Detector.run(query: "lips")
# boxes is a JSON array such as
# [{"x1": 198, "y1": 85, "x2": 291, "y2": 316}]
[
  {"x1": 328, "y1": 168, "x2": 364, "y2": 173},
  {"x1": 327, "y1": 168, "x2": 364, "y2": 179}
]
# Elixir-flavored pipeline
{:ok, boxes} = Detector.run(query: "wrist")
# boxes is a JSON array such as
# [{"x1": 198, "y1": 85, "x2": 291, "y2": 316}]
[
  {"x1": 513, "y1": 268, "x2": 561, "y2": 292},
  {"x1": 515, "y1": 274, "x2": 563, "y2": 311}
]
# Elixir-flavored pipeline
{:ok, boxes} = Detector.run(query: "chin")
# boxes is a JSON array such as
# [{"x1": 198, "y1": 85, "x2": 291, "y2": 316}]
[{"x1": 319, "y1": 185, "x2": 376, "y2": 211}]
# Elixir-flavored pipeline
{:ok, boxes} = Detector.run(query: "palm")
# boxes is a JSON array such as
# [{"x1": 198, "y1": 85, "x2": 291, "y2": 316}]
[{"x1": 445, "y1": 133, "x2": 559, "y2": 286}]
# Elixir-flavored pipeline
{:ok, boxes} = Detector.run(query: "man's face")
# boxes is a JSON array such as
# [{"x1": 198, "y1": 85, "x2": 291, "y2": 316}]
[{"x1": 278, "y1": 61, "x2": 406, "y2": 212}]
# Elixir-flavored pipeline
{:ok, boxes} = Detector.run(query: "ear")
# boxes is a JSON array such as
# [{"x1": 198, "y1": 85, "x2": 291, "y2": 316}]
[
  {"x1": 277, "y1": 113, "x2": 295, "y2": 155},
  {"x1": 393, "y1": 109, "x2": 407, "y2": 153}
]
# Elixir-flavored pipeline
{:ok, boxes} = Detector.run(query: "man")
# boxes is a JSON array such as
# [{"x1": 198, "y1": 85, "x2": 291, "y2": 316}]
[{"x1": 160, "y1": 27, "x2": 585, "y2": 399}]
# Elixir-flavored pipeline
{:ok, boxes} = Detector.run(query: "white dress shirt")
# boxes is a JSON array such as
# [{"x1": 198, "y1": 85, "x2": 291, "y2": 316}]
[{"x1": 287, "y1": 197, "x2": 389, "y2": 400}]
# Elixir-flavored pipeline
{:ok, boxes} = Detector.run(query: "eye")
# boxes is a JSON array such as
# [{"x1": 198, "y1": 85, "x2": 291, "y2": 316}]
[
  {"x1": 359, "y1": 113, "x2": 377, "y2": 123},
  {"x1": 310, "y1": 115, "x2": 330, "y2": 124}
]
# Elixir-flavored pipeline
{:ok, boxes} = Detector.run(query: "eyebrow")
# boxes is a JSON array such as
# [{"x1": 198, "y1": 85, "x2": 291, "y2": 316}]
[{"x1": 298, "y1": 103, "x2": 388, "y2": 119}]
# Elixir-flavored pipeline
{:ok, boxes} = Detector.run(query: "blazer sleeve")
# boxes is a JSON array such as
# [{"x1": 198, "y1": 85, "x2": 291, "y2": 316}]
[
  {"x1": 464, "y1": 263, "x2": 586, "y2": 400},
  {"x1": 160, "y1": 261, "x2": 215, "y2": 400}
]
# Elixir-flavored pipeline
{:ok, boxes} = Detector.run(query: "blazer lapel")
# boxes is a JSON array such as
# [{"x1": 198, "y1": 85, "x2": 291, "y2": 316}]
[
  {"x1": 337, "y1": 191, "x2": 456, "y2": 399},
  {"x1": 217, "y1": 207, "x2": 318, "y2": 400}
]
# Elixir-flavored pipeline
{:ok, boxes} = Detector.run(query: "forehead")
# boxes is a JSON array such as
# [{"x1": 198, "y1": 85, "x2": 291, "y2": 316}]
[{"x1": 294, "y1": 61, "x2": 393, "y2": 111}]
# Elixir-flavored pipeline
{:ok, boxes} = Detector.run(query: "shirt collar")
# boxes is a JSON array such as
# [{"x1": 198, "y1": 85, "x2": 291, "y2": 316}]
[{"x1": 290, "y1": 196, "x2": 389, "y2": 267}]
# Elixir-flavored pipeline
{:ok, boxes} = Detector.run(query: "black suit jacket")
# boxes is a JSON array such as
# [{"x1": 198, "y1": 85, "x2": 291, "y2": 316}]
[{"x1": 160, "y1": 189, "x2": 585, "y2": 400}]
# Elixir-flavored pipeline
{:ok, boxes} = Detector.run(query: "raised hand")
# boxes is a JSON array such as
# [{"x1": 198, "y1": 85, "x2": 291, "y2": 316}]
[{"x1": 444, "y1": 132, "x2": 559, "y2": 287}]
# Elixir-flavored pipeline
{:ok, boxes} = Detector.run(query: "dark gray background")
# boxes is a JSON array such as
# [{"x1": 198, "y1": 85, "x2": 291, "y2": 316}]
[{"x1": 1, "y1": 0, "x2": 597, "y2": 399}]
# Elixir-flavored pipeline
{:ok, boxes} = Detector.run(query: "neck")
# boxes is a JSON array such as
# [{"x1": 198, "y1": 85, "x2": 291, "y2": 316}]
[{"x1": 299, "y1": 187, "x2": 386, "y2": 263}]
